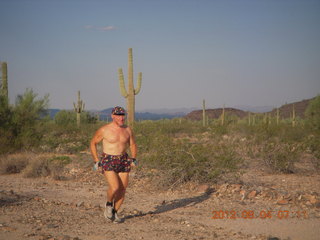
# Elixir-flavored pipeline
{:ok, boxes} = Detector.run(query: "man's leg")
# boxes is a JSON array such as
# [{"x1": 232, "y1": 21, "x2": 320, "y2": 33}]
[
  {"x1": 104, "y1": 170, "x2": 122, "y2": 202},
  {"x1": 103, "y1": 171, "x2": 121, "y2": 220},
  {"x1": 113, "y1": 172, "x2": 129, "y2": 211}
]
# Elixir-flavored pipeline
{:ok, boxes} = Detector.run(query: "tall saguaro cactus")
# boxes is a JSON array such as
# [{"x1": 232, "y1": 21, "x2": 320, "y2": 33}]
[
  {"x1": 118, "y1": 48, "x2": 142, "y2": 127},
  {"x1": 202, "y1": 99, "x2": 206, "y2": 127},
  {"x1": 1, "y1": 62, "x2": 8, "y2": 105},
  {"x1": 276, "y1": 108, "x2": 280, "y2": 125},
  {"x1": 73, "y1": 90, "x2": 85, "y2": 127},
  {"x1": 221, "y1": 105, "x2": 225, "y2": 126},
  {"x1": 292, "y1": 104, "x2": 296, "y2": 127}
]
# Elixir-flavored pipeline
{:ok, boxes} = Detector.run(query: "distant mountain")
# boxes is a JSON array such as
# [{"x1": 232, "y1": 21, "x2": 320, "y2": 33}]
[
  {"x1": 135, "y1": 112, "x2": 184, "y2": 120},
  {"x1": 232, "y1": 105, "x2": 274, "y2": 113},
  {"x1": 89, "y1": 108, "x2": 184, "y2": 121},
  {"x1": 46, "y1": 97, "x2": 315, "y2": 121},
  {"x1": 184, "y1": 97, "x2": 315, "y2": 121},
  {"x1": 138, "y1": 107, "x2": 197, "y2": 115},
  {"x1": 268, "y1": 98, "x2": 314, "y2": 119},
  {"x1": 185, "y1": 108, "x2": 248, "y2": 121}
]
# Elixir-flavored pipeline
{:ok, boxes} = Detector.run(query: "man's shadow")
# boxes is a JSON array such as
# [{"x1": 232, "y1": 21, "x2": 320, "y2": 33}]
[{"x1": 125, "y1": 187, "x2": 214, "y2": 220}]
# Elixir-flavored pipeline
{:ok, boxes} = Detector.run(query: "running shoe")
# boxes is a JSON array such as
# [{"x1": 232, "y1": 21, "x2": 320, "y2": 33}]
[
  {"x1": 113, "y1": 211, "x2": 124, "y2": 224},
  {"x1": 104, "y1": 204, "x2": 114, "y2": 221}
]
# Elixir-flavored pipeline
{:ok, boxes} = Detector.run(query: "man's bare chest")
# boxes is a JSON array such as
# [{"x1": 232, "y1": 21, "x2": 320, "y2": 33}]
[{"x1": 103, "y1": 129, "x2": 129, "y2": 144}]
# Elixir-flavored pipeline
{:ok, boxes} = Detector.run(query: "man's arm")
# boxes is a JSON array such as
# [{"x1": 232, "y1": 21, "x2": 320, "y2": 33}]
[
  {"x1": 128, "y1": 127, "x2": 137, "y2": 159},
  {"x1": 90, "y1": 128, "x2": 104, "y2": 163}
]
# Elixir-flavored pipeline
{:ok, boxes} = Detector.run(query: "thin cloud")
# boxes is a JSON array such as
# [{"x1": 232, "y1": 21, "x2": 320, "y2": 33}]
[{"x1": 84, "y1": 25, "x2": 116, "y2": 31}]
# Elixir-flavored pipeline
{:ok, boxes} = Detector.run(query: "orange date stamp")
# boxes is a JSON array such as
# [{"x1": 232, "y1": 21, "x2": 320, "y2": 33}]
[{"x1": 212, "y1": 210, "x2": 308, "y2": 220}]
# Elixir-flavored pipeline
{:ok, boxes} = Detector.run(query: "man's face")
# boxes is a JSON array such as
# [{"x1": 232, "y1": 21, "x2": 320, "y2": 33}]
[{"x1": 112, "y1": 114, "x2": 126, "y2": 126}]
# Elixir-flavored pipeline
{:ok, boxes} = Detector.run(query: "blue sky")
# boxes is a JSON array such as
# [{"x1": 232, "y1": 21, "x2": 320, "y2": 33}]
[{"x1": 1, "y1": 0, "x2": 319, "y2": 111}]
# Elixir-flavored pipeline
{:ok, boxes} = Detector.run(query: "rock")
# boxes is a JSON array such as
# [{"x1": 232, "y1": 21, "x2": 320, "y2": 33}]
[
  {"x1": 240, "y1": 190, "x2": 246, "y2": 200},
  {"x1": 196, "y1": 184, "x2": 209, "y2": 193},
  {"x1": 248, "y1": 191, "x2": 257, "y2": 199},
  {"x1": 76, "y1": 201, "x2": 84, "y2": 207},
  {"x1": 277, "y1": 199, "x2": 289, "y2": 205},
  {"x1": 47, "y1": 224, "x2": 59, "y2": 229},
  {"x1": 34, "y1": 196, "x2": 41, "y2": 201},
  {"x1": 304, "y1": 194, "x2": 317, "y2": 204},
  {"x1": 231, "y1": 184, "x2": 242, "y2": 193},
  {"x1": 219, "y1": 184, "x2": 229, "y2": 193}
]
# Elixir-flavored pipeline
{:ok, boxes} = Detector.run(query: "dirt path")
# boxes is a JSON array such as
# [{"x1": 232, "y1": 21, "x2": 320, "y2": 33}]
[{"x1": 1, "y1": 165, "x2": 320, "y2": 240}]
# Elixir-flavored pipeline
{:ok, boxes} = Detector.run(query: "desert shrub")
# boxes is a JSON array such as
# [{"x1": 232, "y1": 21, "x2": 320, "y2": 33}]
[
  {"x1": 0, "y1": 153, "x2": 31, "y2": 174},
  {"x1": 305, "y1": 95, "x2": 320, "y2": 131},
  {"x1": 22, "y1": 155, "x2": 71, "y2": 179},
  {"x1": 55, "y1": 110, "x2": 97, "y2": 126},
  {"x1": 258, "y1": 141, "x2": 301, "y2": 173},
  {"x1": 48, "y1": 155, "x2": 72, "y2": 165},
  {"x1": 23, "y1": 157, "x2": 51, "y2": 178},
  {"x1": 305, "y1": 134, "x2": 320, "y2": 170},
  {"x1": 39, "y1": 121, "x2": 101, "y2": 153},
  {"x1": 48, "y1": 155, "x2": 71, "y2": 180},
  {"x1": 0, "y1": 96, "x2": 15, "y2": 153},
  {"x1": 211, "y1": 125, "x2": 228, "y2": 136},
  {"x1": 135, "y1": 121, "x2": 242, "y2": 187},
  {"x1": 54, "y1": 110, "x2": 76, "y2": 125}
]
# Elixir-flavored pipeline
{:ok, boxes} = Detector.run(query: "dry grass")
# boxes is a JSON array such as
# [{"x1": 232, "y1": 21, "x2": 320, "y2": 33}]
[
  {"x1": 0, "y1": 152, "x2": 71, "y2": 180},
  {"x1": 0, "y1": 152, "x2": 33, "y2": 174}
]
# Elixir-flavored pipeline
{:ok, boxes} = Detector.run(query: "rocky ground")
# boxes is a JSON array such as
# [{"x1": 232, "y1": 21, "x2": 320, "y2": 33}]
[{"x1": 1, "y1": 154, "x2": 320, "y2": 240}]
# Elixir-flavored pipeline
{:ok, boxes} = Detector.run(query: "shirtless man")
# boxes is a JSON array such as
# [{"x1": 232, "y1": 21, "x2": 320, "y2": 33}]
[{"x1": 90, "y1": 106, "x2": 137, "y2": 223}]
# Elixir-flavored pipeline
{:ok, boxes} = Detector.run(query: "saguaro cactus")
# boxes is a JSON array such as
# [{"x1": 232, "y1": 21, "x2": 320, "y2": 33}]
[
  {"x1": 202, "y1": 99, "x2": 206, "y2": 127},
  {"x1": 118, "y1": 48, "x2": 142, "y2": 127},
  {"x1": 292, "y1": 104, "x2": 296, "y2": 127},
  {"x1": 276, "y1": 108, "x2": 280, "y2": 125},
  {"x1": 73, "y1": 90, "x2": 85, "y2": 127},
  {"x1": 1, "y1": 62, "x2": 8, "y2": 104},
  {"x1": 221, "y1": 105, "x2": 225, "y2": 126}
]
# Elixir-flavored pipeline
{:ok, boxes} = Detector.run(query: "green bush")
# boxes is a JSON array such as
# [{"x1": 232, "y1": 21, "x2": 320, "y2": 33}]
[{"x1": 0, "y1": 89, "x2": 49, "y2": 153}]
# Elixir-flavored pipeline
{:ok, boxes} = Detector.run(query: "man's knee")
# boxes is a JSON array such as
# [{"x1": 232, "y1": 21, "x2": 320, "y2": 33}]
[{"x1": 109, "y1": 185, "x2": 120, "y2": 193}]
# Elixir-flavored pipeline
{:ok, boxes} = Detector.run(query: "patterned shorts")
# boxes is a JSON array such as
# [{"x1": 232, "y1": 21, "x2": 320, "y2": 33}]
[{"x1": 100, "y1": 153, "x2": 131, "y2": 173}]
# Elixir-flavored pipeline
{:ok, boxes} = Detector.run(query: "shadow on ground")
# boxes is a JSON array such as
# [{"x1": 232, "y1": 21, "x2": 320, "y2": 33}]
[
  {"x1": 0, "y1": 190, "x2": 33, "y2": 207},
  {"x1": 125, "y1": 188, "x2": 214, "y2": 220}
]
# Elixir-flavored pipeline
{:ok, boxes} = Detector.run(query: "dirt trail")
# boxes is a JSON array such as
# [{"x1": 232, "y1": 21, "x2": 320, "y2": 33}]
[{"x1": 1, "y1": 164, "x2": 320, "y2": 240}]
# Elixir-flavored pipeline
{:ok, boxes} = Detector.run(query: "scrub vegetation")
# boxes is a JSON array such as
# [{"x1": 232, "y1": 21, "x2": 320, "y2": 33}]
[{"x1": 0, "y1": 89, "x2": 319, "y2": 187}]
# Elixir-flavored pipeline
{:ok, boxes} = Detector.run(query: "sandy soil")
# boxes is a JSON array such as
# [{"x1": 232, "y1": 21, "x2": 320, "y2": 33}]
[{"x1": 1, "y1": 156, "x2": 320, "y2": 240}]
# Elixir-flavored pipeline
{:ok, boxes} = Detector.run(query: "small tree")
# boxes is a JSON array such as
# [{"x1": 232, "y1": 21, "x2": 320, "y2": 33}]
[{"x1": 13, "y1": 89, "x2": 49, "y2": 149}]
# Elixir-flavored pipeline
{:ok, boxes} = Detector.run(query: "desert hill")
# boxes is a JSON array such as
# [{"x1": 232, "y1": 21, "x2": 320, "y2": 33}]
[
  {"x1": 185, "y1": 108, "x2": 248, "y2": 121},
  {"x1": 269, "y1": 98, "x2": 314, "y2": 119},
  {"x1": 185, "y1": 97, "x2": 315, "y2": 121}
]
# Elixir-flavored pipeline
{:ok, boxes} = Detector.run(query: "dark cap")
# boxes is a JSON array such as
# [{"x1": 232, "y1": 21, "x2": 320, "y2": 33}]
[{"x1": 112, "y1": 106, "x2": 126, "y2": 115}]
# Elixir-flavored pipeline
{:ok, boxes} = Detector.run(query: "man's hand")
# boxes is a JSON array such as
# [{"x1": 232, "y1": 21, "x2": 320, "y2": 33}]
[
  {"x1": 93, "y1": 161, "x2": 101, "y2": 171},
  {"x1": 130, "y1": 158, "x2": 138, "y2": 167}
]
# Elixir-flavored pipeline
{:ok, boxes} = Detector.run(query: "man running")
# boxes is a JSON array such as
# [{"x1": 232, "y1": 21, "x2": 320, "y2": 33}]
[{"x1": 90, "y1": 106, "x2": 138, "y2": 223}]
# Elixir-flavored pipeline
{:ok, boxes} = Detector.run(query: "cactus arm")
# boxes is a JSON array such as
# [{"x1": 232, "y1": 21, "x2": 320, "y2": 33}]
[
  {"x1": 118, "y1": 68, "x2": 128, "y2": 98},
  {"x1": 134, "y1": 72, "x2": 142, "y2": 95}
]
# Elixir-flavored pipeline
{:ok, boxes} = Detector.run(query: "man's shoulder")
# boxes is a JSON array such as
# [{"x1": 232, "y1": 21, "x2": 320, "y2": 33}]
[{"x1": 98, "y1": 123, "x2": 112, "y2": 131}]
